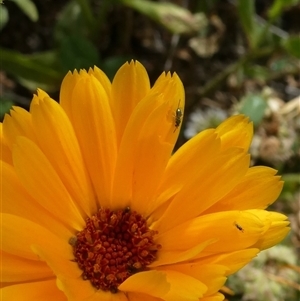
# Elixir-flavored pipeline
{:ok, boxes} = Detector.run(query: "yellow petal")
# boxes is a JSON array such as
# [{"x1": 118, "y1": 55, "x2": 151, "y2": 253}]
[
  {"x1": 2, "y1": 161, "x2": 72, "y2": 238},
  {"x1": 57, "y1": 277, "x2": 128, "y2": 301},
  {"x1": 199, "y1": 293, "x2": 225, "y2": 301},
  {"x1": 205, "y1": 166, "x2": 283, "y2": 213},
  {"x1": 111, "y1": 71, "x2": 184, "y2": 212},
  {"x1": 35, "y1": 245, "x2": 129, "y2": 301},
  {"x1": 35, "y1": 245, "x2": 129, "y2": 300},
  {"x1": 0, "y1": 123, "x2": 12, "y2": 164},
  {"x1": 59, "y1": 70, "x2": 81, "y2": 122},
  {"x1": 150, "y1": 71, "x2": 185, "y2": 144},
  {"x1": 156, "y1": 211, "x2": 267, "y2": 253},
  {"x1": 31, "y1": 96, "x2": 96, "y2": 217},
  {"x1": 57, "y1": 277, "x2": 97, "y2": 301},
  {"x1": 70, "y1": 74, "x2": 117, "y2": 207},
  {"x1": 2, "y1": 106, "x2": 35, "y2": 150},
  {"x1": 110, "y1": 93, "x2": 163, "y2": 208},
  {"x1": 88, "y1": 66, "x2": 112, "y2": 100},
  {"x1": 258, "y1": 226, "x2": 290, "y2": 250},
  {"x1": 111, "y1": 61, "x2": 150, "y2": 143},
  {"x1": 111, "y1": 95, "x2": 175, "y2": 213},
  {"x1": 127, "y1": 292, "x2": 163, "y2": 301},
  {"x1": 118, "y1": 270, "x2": 169, "y2": 297},
  {"x1": 196, "y1": 248, "x2": 259, "y2": 275},
  {"x1": 12, "y1": 137, "x2": 84, "y2": 231},
  {"x1": 1, "y1": 251, "x2": 52, "y2": 283},
  {"x1": 1, "y1": 280, "x2": 66, "y2": 301},
  {"x1": 1, "y1": 214, "x2": 71, "y2": 261},
  {"x1": 32, "y1": 245, "x2": 82, "y2": 279},
  {"x1": 216, "y1": 115, "x2": 253, "y2": 151},
  {"x1": 162, "y1": 270, "x2": 207, "y2": 301},
  {"x1": 250, "y1": 210, "x2": 290, "y2": 250},
  {"x1": 149, "y1": 240, "x2": 216, "y2": 267},
  {"x1": 158, "y1": 263, "x2": 227, "y2": 296},
  {"x1": 155, "y1": 148, "x2": 249, "y2": 232},
  {"x1": 153, "y1": 129, "x2": 220, "y2": 217},
  {"x1": 35, "y1": 88, "x2": 50, "y2": 101}
]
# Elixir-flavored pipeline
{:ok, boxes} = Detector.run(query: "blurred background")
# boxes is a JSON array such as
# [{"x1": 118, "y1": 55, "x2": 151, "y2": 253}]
[{"x1": 0, "y1": 0, "x2": 299, "y2": 300}]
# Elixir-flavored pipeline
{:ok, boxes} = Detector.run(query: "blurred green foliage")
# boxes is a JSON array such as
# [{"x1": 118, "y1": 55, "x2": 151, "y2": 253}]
[
  {"x1": 239, "y1": 93, "x2": 268, "y2": 127},
  {"x1": 0, "y1": 0, "x2": 38, "y2": 30},
  {"x1": 1, "y1": 0, "x2": 299, "y2": 100}
]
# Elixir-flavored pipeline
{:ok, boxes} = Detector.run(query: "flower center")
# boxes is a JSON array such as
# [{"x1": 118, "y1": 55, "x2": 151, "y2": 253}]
[{"x1": 70, "y1": 207, "x2": 161, "y2": 293}]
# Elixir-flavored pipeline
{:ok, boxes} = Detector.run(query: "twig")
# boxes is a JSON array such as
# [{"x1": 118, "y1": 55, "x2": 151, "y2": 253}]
[{"x1": 164, "y1": 34, "x2": 180, "y2": 71}]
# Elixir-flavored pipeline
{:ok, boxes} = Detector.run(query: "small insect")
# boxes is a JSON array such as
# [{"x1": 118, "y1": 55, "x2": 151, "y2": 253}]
[
  {"x1": 124, "y1": 206, "x2": 131, "y2": 213},
  {"x1": 127, "y1": 261, "x2": 142, "y2": 274},
  {"x1": 110, "y1": 286, "x2": 118, "y2": 294},
  {"x1": 234, "y1": 222, "x2": 244, "y2": 232},
  {"x1": 68, "y1": 236, "x2": 77, "y2": 247},
  {"x1": 173, "y1": 99, "x2": 183, "y2": 132}
]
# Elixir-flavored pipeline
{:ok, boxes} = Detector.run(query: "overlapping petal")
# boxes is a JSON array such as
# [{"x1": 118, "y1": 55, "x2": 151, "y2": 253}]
[
  {"x1": 12, "y1": 137, "x2": 85, "y2": 231},
  {"x1": 1, "y1": 61, "x2": 289, "y2": 301},
  {"x1": 154, "y1": 149, "x2": 250, "y2": 231},
  {"x1": 0, "y1": 123, "x2": 12, "y2": 164},
  {"x1": 156, "y1": 210, "x2": 267, "y2": 253},
  {"x1": 1, "y1": 280, "x2": 66, "y2": 301},
  {"x1": 111, "y1": 61, "x2": 151, "y2": 144},
  {"x1": 204, "y1": 166, "x2": 283, "y2": 213},
  {"x1": 111, "y1": 71, "x2": 184, "y2": 215},
  {"x1": 2, "y1": 106, "x2": 35, "y2": 151},
  {"x1": 196, "y1": 248, "x2": 260, "y2": 275},
  {"x1": 1, "y1": 251, "x2": 53, "y2": 283},
  {"x1": 1, "y1": 214, "x2": 71, "y2": 260},
  {"x1": 2, "y1": 161, "x2": 71, "y2": 237},
  {"x1": 70, "y1": 73, "x2": 117, "y2": 208},
  {"x1": 216, "y1": 115, "x2": 253, "y2": 150}
]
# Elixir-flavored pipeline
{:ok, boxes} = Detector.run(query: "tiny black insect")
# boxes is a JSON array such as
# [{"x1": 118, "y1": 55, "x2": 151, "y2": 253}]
[
  {"x1": 127, "y1": 265, "x2": 138, "y2": 274},
  {"x1": 234, "y1": 222, "x2": 244, "y2": 232},
  {"x1": 110, "y1": 287, "x2": 118, "y2": 294},
  {"x1": 124, "y1": 206, "x2": 131, "y2": 213}
]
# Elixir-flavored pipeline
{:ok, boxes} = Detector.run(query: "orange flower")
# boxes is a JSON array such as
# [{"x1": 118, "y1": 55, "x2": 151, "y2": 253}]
[{"x1": 1, "y1": 61, "x2": 289, "y2": 300}]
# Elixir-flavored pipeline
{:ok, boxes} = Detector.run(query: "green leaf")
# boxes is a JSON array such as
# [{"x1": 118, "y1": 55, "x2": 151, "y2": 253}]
[
  {"x1": 58, "y1": 34, "x2": 100, "y2": 72},
  {"x1": 281, "y1": 173, "x2": 300, "y2": 200},
  {"x1": 239, "y1": 93, "x2": 268, "y2": 127},
  {"x1": 11, "y1": 0, "x2": 38, "y2": 22},
  {"x1": 236, "y1": 0, "x2": 268, "y2": 49},
  {"x1": 121, "y1": 0, "x2": 203, "y2": 34},
  {"x1": 269, "y1": 55, "x2": 298, "y2": 73},
  {"x1": 0, "y1": 97, "x2": 13, "y2": 120},
  {"x1": 0, "y1": 48, "x2": 63, "y2": 91},
  {"x1": 268, "y1": 0, "x2": 300, "y2": 21},
  {"x1": 244, "y1": 65, "x2": 269, "y2": 82},
  {"x1": 54, "y1": 1, "x2": 87, "y2": 44},
  {"x1": 237, "y1": 0, "x2": 255, "y2": 42},
  {"x1": 0, "y1": 5, "x2": 9, "y2": 30},
  {"x1": 282, "y1": 36, "x2": 300, "y2": 59},
  {"x1": 282, "y1": 173, "x2": 300, "y2": 185}
]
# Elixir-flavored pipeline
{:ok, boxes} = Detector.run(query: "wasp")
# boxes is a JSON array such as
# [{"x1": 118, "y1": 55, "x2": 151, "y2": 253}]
[
  {"x1": 234, "y1": 222, "x2": 244, "y2": 232},
  {"x1": 173, "y1": 99, "x2": 183, "y2": 132}
]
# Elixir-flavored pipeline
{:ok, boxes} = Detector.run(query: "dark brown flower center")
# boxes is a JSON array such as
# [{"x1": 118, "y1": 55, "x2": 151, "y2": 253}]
[{"x1": 70, "y1": 207, "x2": 161, "y2": 293}]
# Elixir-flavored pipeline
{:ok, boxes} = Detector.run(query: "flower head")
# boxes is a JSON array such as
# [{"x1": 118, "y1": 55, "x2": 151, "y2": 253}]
[{"x1": 1, "y1": 61, "x2": 290, "y2": 301}]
